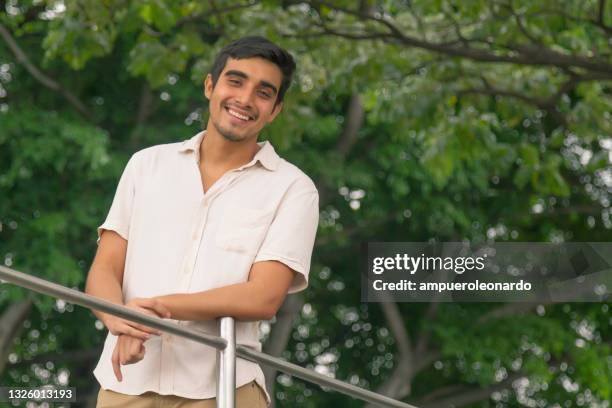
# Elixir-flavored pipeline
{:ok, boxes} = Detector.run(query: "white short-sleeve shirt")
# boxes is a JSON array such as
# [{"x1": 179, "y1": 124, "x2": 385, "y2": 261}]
[{"x1": 92, "y1": 130, "x2": 319, "y2": 402}]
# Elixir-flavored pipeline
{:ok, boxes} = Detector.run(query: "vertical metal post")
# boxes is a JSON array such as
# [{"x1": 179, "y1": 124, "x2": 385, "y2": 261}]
[{"x1": 216, "y1": 316, "x2": 236, "y2": 408}]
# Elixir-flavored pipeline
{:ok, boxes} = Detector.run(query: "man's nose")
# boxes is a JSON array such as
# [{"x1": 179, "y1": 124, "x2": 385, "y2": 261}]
[{"x1": 234, "y1": 86, "x2": 256, "y2": 108}]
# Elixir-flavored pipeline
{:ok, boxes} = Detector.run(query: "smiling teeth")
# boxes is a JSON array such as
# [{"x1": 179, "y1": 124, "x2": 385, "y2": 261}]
[{"x1": 228, "y1": 108, "x2": 250, "y2": 121}]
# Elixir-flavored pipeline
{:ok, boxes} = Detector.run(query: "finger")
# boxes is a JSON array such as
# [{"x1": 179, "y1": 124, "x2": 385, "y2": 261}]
[
  {"x1": 128, "y1": 337, "x2": 143, "y2": 356},
  {"x1": 114, "y1": 322, "x2": 152, "y2": 341},
  {"x1": 134, "y1": 306, "x2": 157, "y2": 317},
  {"x1": 150, "y1": 301, "x2": 172, "y2": 319},
  {"x1": 124, "y1": 321, "x2": 160, "y2": 338},
  {"x1": 134, "y1": 298, "x2": 172, "y2": 318},
  {"x1": 136, "y1": 345, "x2": 145, "y2": 361},
  {"x1": 122, "y1": 339, "x2": 146, "y2": 365},
  {"x1": 118, "y1": 336, "x2": 128, "y2": 365},
  {"x1": 131, "y1": 308, "x2": 165, "y2": 335},
  {"x1": 124, "y1": 314, "x2": 162, "y2": 336},
  {"x1": 130, "y1": 298, "x2": 156, "y2": 309},
  {"x1": 110, "y1": 319, "x2": 155, "y2": 338},
  {"x1": 129, "y1": 326, "x2": 154, "y2": 341},
  {"x1": 121, "y1": 305, "x2": 165, "y2": 334},
  {"x1": 120, "y1": 342, "x2": 137, "y2": 365},
  {"x1": 112, "y1": 345, "x2": 123, "y2": 382},
  {"x1": 133, "y1": 343, "x2": 146, "y2": 362}
]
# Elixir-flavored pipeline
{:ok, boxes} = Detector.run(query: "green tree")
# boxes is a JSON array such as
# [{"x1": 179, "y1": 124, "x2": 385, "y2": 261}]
[{"x1": 1, "y1": 1, "x2": 610, "y2": 407}]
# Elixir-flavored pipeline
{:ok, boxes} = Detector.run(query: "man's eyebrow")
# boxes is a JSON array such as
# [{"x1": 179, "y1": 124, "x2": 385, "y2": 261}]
[
  {"x1": 224, "y1": 70, "x2": 248, "y2": 80},
  {"x1": 224, "y1": 70, "x2": 278, "y2": 95}
]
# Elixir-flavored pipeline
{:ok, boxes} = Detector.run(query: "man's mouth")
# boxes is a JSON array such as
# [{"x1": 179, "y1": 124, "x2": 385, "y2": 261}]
[{"x1": 225, "y1": 106, "x2": 255, "y2": 121}]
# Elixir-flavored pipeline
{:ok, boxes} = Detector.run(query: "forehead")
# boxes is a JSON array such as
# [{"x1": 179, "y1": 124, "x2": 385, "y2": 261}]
[{"x1": 221, "y1": 57, "x2": 283, "y2": 88}]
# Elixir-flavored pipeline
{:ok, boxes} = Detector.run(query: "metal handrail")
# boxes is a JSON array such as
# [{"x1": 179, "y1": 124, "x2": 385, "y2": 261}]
[
  {"x1": 0, "y1": 265, "x2": 418, "y2": 408},
  {"x1": 217, "y1": 316, "x2": 236, "y2": 408}
]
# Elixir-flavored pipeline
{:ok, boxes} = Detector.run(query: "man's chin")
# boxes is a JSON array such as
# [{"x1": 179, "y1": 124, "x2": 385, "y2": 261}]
[
  {"x1": 222, "y1": 128, "x2": 251, "y2": 142},
  {"x1": 221, "y1": 133, "x2": 246, "y2": 142},
  {"x1": 213, "y1": 123, "x2": 249, "y2": 142}
]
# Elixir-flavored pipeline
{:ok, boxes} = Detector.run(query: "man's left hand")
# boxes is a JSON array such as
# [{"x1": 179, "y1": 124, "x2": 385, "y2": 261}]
[
  {"x1": 111, "y1": 297, "x2": 170, "y2": 382},
  {"x1": 112, "y1": 334, "x2": 147, "y2": 382}
]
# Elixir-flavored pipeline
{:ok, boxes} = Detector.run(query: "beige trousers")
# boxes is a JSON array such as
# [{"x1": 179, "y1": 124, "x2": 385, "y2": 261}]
[{"x1": 96, "y1": 381, "x2": 268, "y2": 408}]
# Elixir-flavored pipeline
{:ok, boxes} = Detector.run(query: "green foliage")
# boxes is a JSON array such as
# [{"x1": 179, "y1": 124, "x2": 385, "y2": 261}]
[{"x1": 0, "y1": 0, "x2": 610, "y2": 407}]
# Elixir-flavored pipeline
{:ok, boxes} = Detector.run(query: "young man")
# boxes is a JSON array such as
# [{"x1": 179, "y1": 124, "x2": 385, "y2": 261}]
[{"x1": 85, "y1": 36, "x2": 319, "y2": 407}]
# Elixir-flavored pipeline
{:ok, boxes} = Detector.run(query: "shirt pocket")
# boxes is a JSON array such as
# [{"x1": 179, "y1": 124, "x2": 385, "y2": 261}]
[{"x1": 215, "y1": 205, "x2": 273, "y2": 256}]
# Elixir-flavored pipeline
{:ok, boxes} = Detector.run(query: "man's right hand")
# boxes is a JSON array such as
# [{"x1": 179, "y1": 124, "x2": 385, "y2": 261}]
[{"x1": 104, "y1": 298, "x2": 172, "y2": 340}]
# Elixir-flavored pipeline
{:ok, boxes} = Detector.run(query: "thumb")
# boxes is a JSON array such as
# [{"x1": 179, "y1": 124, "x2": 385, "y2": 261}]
[
  {"x1": 151, "y1": 300, "x2": 172, "y2": 318},
  {"x1": 142, "y1": 300, "x2": 171, "y2": 318},
  {"x1": 134, "y1": 298, "x2": 171, "y2": 318},
  {"x1": 135, "y1": 306, "x2": 157, "y2": 317},
  {"x1": 138, "y1": 344, "x2": 146, "y2": 359}
]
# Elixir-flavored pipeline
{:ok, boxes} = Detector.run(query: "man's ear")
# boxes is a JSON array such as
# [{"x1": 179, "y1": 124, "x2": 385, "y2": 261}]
[
  {"x1": 267, "y1": 101, "x2": 283, "y2": 123},
  {"x1": 204, "y1": 74, "x2": 213, "y2": 100}
]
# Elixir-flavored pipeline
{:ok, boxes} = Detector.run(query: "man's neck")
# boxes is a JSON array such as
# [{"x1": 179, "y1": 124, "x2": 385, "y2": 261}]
[{"x1": 199, "y1": 128, "x2": 261, "y2": 171}]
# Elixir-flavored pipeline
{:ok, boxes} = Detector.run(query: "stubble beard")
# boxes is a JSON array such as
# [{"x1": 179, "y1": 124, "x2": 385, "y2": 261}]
[{"x1": 211, "y1": 114, "x2": 253, "y2": 142}]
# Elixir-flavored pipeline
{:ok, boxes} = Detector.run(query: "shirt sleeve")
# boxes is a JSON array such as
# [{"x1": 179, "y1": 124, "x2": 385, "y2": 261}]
[
  {"x1": 96, "y1": 153, "x2": 140, "y2": 244},
  {"x1": 254, "y1": 180, "x2": 319, "y2": 294}
]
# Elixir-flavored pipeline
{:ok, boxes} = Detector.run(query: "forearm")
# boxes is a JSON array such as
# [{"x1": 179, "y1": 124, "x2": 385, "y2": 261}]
[
  {"x1": 85, "y1": 267, "x2": 124, "y2": 326},
  {"x1": 155, "y1": 281, "x2": 274, "y2": 322}
]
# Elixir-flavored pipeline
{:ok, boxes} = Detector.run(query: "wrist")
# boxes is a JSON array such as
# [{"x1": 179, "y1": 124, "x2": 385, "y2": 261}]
[{"x1": 100, "y1": 312, "x2": 115, "y2": 328}]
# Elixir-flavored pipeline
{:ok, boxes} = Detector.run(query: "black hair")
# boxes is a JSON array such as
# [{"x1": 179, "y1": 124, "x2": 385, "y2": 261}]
[{"x1": 210, "y1": 36, "x2": 296, "y2": 107}]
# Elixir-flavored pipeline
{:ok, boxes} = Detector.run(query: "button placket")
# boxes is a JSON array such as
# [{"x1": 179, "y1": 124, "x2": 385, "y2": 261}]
[
  {"x1": 159, "y1": 335, "x2": 174, "y2": 394},
  {"x1": 177, "y1": 205, "x2": 209, "y2": 292}
]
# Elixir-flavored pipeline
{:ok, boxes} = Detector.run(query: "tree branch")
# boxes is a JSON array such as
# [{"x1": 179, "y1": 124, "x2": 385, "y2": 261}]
[
  {"x1": 380, "y1": 298, "x2": 413, "y2": 361},
  {"x1": 262, "y1": 293, "x2": 305, "y2": 408},
  {"x1": 301, "y1": 2, "x2": 612, "y2": 75},
  {"x1": 129, "y1": 81, "x2": 155, "y2": 147},
  {"x1": 264, "y1": 89, "x2": 366, "y2": 407},
  {"x1": 0, "y1": 23, "x2": 94, "y2": 121},
  {"x1": 366, "y1": 247, "x2": 459, "y2": 404},
  {"x1": 0, "y1": 294, "x2": 34, "y2": 376},
  {"x1": 456, "y1": 85, "x2": 568, "y2": 127},
  {"x1": 406, "y1": 1, "x2": 427, "y2": 40},
  {"x1": 501, "y1": 0, "x2": 543, "y2": 44},
  {"x1": 476, "y1": 302, "x2": 542, "y2": 325},
  {"x1": 335, "y1": 93, "x2": 364, "y2": 156},
  {"x1": 412, "y1": 241, "x2": 464, "y2": 361},
  {"x1": 533, "y1": 6, "x2": 612, "y2": 37},
  {"x1": 456, "y1": 69, "x2": 611, "y2": 127},
  {"x1": 441, "y1": 6, "x2": 470, "y2": 47},
  {"x1": 8, "y1": 347, "x2": 100, "y2": 369},
  {"x1": 476, "y1": 273, "x2": 605, "y2": 325},
  {"x1": 418, "y1": 384, "x2": 468, "y2": 403},
  {"x1": 135, "y1": 81, "x2": 155, "y2": 126},
  {"x1": 414, "y1": 301, "x2": 439, "y2": 357},
  {"x1": 598, "y1": 0, "x2": 606, "y2": 25},
  {"x1": 176, "y1": 1, "x2": 261, "y2": 27},
  {"x1": 208, "y1": 0, "x2": 227, "y2": 31},
  {"x1": 420, "y1": 373, "x2": 523, "y2": 408},
  {"x1": 316, "y1": 210, "x2": 402, "y2": 246}
]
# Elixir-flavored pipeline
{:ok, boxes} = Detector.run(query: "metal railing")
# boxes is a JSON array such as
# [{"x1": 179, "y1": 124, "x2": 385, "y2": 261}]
[{"x1": 0, "y1": 265, "x2": 418, "y2": 408}]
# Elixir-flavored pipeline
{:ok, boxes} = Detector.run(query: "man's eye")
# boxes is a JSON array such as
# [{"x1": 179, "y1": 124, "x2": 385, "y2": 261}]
[
  {"x1": 228, "y1": 79, "x2": 240, "y2": 85},
  {"x1": 258, "y1": 91, "x2": 271, "y2": 99}
]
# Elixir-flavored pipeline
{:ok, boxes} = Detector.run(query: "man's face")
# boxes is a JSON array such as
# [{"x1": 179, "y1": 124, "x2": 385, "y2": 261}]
[{"x1": 204, "y1": 57, "x2": 284, "y2": 143}]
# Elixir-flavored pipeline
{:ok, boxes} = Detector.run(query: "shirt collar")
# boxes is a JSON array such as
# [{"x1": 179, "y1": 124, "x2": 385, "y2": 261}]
[{"x1": 178, "y1": 130, "x2": 280, "y2": 171}]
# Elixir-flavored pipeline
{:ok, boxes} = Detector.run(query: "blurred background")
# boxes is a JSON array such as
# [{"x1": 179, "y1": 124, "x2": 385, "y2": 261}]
[{"x1": 0, "y1": 1, "x2": 610, "y2": 407}]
